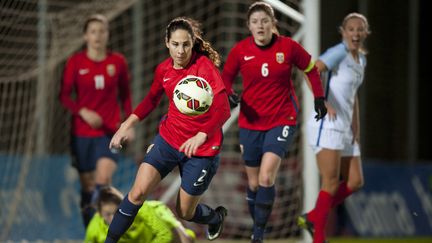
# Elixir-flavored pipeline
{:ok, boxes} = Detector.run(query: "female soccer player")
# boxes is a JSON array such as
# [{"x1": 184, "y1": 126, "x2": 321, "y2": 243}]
[
  {"x1": 298, "y1": 13, "x2": 370, "y2": 243},
  {"x1": 85, "y1": 186, "x2": 196, "y2": 243},
  {"x1": 221, "y1": 2, "x2": 326, "y2": 242},
  {"x1": 105, "y1": 17, "x2": 231, "y2": 243},
  {"x1": 59, "y1": 14, "x2": 133, "y2": 227}
]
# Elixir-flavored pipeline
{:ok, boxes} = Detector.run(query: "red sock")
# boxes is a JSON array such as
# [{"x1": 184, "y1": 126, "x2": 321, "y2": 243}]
[
  {"x1": 331, "y1": 181, "x2": 353, "y2": 208},
  {"x1": 313, "y1": 190, "x2": 333, "y2": 243}
]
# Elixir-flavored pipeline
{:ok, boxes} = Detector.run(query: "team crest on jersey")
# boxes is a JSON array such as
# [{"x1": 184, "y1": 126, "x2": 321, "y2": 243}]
[
  {"x1": 107, "y1": 64, "x2": 116, "y2": 77},
  {"x1": 276, "y1": 52, "x2": 285, "y2": 64}
]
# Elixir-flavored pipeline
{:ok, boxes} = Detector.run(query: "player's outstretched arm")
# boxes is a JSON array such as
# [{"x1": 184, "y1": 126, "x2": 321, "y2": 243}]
[{"x1": 109, "y1": 114, "x2": 140, "y2": 151}]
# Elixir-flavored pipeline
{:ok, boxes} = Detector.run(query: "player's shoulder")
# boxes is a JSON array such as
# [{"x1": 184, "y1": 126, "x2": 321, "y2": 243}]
[
  {"x1": 155, "y1": 58, "x2": 173, "y2": 73},
  {"x1": 195, "y1": 53, "x2": 214, "y2": 66},
  {"x1": 67, "y1": 50, "x2": 86, "y2": 62},
  {"x1": 107, "y1": 51, "x2": 127, "y2": 62},
  {"x1": 319, "y1": 42, "x2": 348, "y2": 69},
  {"x1": 236, "y1": 36, "x2": 254, "y2": 48},
  {"x1": 322, "y1": 42, "x2": 347, "y2": 56}
]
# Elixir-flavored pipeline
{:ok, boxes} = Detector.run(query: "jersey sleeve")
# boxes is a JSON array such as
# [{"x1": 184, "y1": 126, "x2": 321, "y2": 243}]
[
  {"x1": 221, "y1": 44, "x2": 240, "y2": 95},
  {"x1": 148, "y1": 201, "x2": 181, "y2": 228},
  {"x1": 319, "y1": 42, "x2": 348, "y2": 70},
  {"x1": 59, "y1": 55, "x2": 80, "y2": 114},
  {"x1": 289, "y1": 39, "x2": 325, "y2": 98},
  {"x1": 117, "y1": 54, "x2": 133, "y2": 119},
  {"x1": 133, "y1": 65, "x2": 165, "y2": 120}
]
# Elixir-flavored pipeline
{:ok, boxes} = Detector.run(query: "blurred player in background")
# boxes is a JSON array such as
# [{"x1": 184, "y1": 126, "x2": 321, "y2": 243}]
[
  {"x1": 298, "y1": 12, "x2": 370, "y2": 243},
  {"x1": 221, "y1": 2, "x2": 326, "y2": 242},
  {"x1": 85, "y1": 186, "x2": 196, "y2": 243},
  {"x1": 104, "y1": 17, "x2": 230, "y2": 243},
  {"x1": 59, "y1": 14, "x2": 133, "y2": 228}
]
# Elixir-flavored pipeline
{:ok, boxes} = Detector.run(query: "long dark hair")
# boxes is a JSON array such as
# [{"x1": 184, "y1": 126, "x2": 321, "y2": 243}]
[{"x1": 166, "y1": 17, "x2": 221, "y2": 67}]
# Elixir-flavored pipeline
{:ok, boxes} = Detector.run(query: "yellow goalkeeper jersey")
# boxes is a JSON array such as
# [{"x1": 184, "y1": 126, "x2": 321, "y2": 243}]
[{"x1": 85, "y1": 201, "x2": 178, "y2": 243}]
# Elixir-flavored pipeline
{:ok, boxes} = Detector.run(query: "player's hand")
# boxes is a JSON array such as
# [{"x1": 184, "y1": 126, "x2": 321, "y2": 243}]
[
  {"x1": 314, "y1": 97, "x2": 327, "y2": 121},
  {"x1": 179, "y1": 132, "x2": 207, "y2": 158},
  {"x1": 79, "y1": 108, "x2": 103, "y2": 129},
  {"x1": 325, "y1": 101, "x2": 337, "y2": 121},
  {"x1": 109, "y1": 126, "x2": 129, "y2": 152},
  {"x1": 228, "y1": 93, "x2": 240, "y2": 109}
]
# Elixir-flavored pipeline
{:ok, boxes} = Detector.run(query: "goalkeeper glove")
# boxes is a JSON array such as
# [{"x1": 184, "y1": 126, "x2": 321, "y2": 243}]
[
  {"x1": 228, "y1": 93, "x2": 240, "y2": 109},
  {"x1": 314, "y1": 97, "x2": 327, "y2": 121}
]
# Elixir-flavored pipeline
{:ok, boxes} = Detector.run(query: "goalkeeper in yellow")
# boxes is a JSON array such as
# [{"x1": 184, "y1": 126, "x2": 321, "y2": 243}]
[{"x1": 85, "y1": 186, "x2": 196, "y2": 243}]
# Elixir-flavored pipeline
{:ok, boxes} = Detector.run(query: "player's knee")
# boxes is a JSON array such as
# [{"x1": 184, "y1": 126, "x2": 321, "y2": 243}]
[
  {"x1": 349, "y1": 178, "x2": 364, "y2": 192},
  {"x1": 258, "y1": 174, "x2": 275, "y2": 187},
  {"x1": 128, "y1": 189, "x2": 146, "y2": 204},
  {"x1": 248, "y1": 182, "x2": 259, "y2": 191}
]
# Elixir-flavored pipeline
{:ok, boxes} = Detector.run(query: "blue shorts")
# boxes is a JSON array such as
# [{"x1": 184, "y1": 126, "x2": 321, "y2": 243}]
[
  {"x1": 144, "y1": 134, "x2": 220, "y2": 196},
  {"x1": 71, "y1": 135, "x2": 119, "y2": 173},
  {"x1": 239, "y1": 125, "x2": 297, "y2": 167}
]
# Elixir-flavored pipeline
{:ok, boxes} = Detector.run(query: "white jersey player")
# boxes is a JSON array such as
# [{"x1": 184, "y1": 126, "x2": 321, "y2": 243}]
[
  {"x1": 307, "y1": 41, "x2": 366, "y2": 156},
  {"x1": 298, "y1": 13, "x2": 371, "y2": 243}
]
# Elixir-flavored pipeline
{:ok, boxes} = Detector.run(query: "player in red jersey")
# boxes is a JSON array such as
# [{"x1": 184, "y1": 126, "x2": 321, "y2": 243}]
[
  {"x1": 221, "y1": 2, "x2": 326, "y2": 242},
  {"x1": 59, "y1": 14, "x2": 133, "y2": 228},
  {"x1": 104, "y1": 17, "x2": 230, "y2": 243}
]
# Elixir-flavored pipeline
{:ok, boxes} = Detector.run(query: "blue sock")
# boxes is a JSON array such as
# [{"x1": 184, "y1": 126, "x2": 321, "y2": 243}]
[
  {"x1": 246, "y1": 187, "x2": 257, "y2": 220},
  {"x1": 189, "y1": 204, "x2": 219, "y2": 225},
  {"x1": 80, "y1": 190, "x2": 95, "y2": 228},
  {"x1": 105, "y1": 195, "x2": 141, "y2": 243},
  {"x1": 253, "y1": 185, "x2": 275, "y2": 239}
]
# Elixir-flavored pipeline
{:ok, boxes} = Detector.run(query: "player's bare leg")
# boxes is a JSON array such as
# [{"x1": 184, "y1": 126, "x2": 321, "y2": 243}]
[
  {"x1": 333, "y1": 156, "x2": 363, "y2": 207},
  {"x1": 250, "y1": 152, "x2": 280, "y2": 242},
  {"x1": 105, "y1": 163, "x2": 161, "y2": 243},
  {"x1": 177, "y1": 188, "x2": 227, "y2": 241}
]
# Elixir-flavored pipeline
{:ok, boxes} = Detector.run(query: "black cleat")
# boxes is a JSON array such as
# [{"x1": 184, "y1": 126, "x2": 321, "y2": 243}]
[
  {"x1": 206, "y1": 206, "x2": 228, "y2": 241},
  {"x1": 297, "y1": 214, "x2": 329, "y2": 243},
  {"x1": 297, "y1": 213, "x2": 314, "y2": 238},
  {"x1": 250, "y1": 235, "x2": 263, "y2": 243}
]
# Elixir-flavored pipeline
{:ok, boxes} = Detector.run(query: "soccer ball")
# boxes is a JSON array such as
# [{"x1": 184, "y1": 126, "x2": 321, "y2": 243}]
[{"x1": 173, "y1": 75, "x2": 213, "y2": 115}]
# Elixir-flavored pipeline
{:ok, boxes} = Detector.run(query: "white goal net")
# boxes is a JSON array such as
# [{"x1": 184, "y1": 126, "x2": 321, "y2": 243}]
[{"x1": 0, "y1": 0, "x2": 306, "y2": 241}]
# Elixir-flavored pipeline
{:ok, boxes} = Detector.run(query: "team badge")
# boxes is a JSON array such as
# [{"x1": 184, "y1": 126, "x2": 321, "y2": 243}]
[
  {"x1": 276, "y1": 52, "x2": 285, "y2": 64},
  {"x1": 107, "y1": 64, "x2": 116, "y2": 77}
]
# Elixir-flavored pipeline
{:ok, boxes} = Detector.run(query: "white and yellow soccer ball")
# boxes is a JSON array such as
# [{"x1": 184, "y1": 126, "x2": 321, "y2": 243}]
[{"x1": 173, "y1": 75, "x2": 213, "y2": 116}]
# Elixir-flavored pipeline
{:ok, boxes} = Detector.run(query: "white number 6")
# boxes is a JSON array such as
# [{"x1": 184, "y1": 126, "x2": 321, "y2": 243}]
[{"x1": 261, "y1": 63, "x2": 269, "y2": 77}]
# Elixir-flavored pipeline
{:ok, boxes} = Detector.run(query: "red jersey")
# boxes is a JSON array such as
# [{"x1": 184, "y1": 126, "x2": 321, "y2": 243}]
[
  {"x1": 134, "y1": 53, "x2": 230, "y2": 156},
  {"x1": 222, "y1": 35, "x2": 324, "y2": 130},
  {"x1": 60, "y1": 50, "x2": 132, "y2": 136}
]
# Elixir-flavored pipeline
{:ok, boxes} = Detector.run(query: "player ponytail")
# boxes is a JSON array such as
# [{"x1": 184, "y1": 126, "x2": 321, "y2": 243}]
[{"x1": 166, "y1": 17, "x2": 221, "y2": 67}]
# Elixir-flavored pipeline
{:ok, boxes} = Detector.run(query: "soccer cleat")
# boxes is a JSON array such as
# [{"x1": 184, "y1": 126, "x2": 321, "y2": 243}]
[
  {"x1": 206, "y1": 206, "x2": 228, "y2": 241},
  {"x1": 250, "y1": 235, "x2": 263, "y2": 243},
  {"x1": 297, "y1": 214, "x2": 329, "y2": 243},
  {"x1": 297, "y1": 213, "x2": 314, "y2": 238}
]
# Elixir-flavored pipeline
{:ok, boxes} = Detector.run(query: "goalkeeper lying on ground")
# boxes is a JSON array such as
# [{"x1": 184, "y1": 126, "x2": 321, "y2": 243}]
[{"x1": 85, "y1": 186, "x2": 196, "y2": 243}]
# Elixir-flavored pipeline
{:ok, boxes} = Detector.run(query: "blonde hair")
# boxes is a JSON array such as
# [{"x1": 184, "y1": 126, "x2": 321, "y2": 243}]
[
  {"x1": 340, "y1": 12, "x2": 370, "y2": 34},
  {"x1": 340, "y1": 12, "x2": 371, "y2": 54}
]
